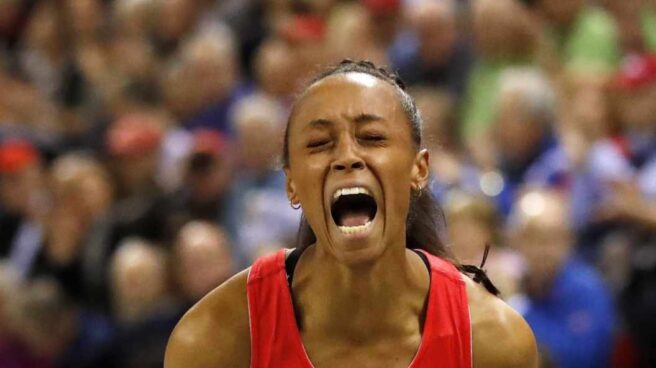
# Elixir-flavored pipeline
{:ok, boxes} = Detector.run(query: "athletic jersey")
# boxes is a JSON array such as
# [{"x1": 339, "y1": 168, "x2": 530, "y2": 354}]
[{"x1": 246, "y1": 249, "x2": 472, "y2": 367}]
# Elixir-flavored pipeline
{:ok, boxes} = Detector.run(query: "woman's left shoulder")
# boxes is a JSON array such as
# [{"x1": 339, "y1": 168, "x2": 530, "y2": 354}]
[{"x1": 462, "y1": 276, "x2": 539, "y2": 368}]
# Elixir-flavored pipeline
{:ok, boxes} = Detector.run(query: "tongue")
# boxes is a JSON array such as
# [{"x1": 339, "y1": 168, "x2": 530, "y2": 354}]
[{"x1": 340, "y1": 212, "x2": 371, "y2": 227}]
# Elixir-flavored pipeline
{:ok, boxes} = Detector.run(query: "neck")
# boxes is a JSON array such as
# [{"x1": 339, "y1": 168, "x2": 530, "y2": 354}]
[{"x1": 292, "y1": 243, "x2": 430, "y2": 344}]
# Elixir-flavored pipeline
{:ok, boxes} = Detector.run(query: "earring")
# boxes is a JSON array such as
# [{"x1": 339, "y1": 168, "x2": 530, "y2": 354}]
[
  {"x1": 412, "y1": 185, "x2": 424, "y2": 198},
  {"x1": 290, "y1": 202, "x2": 301, "y2": 210}
]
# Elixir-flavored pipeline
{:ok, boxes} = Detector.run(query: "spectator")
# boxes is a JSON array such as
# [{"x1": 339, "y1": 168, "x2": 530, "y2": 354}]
[
  {"x1": 32, "y1": 153, "x2": 113, "y2": 303},
  {"x1": 173, "y1": 221, "x2": 234, "y2": 305},
  {"x1": 361, "y1": 0, "x2": 402, "y2": 50},
  {"x1": 526, "y1": 0, "x2": 621, "y2": 72},
  {"x1": 175, "y1": 26, "x2": 248, "y2": 134},
  {"x1": 230, "y1": 93, "x2": 299, "y2": 261},
  {"x1": 106, "y1": 238, "x2": 177, "y2": 368},
  {"x1": 411, "y1": 87, "x2": 482, "y2": 199},
  {"x1": 326, "y1": 2, "x2": 387, "y2": 67},
  {"x1": 461, "y1": 0, "x2": 538, "y2": 142},
  {"x1": 391, "y1": 0, "x2": 473, "y2": 100},
  {"x1": 109, "y1": 238, "x2": 171, "y2": 322},
  {"x1": 488, "y1": 67, "x2": 568, "y2": 217},
  {"x1": 443, "y1": 191, "x2": 522, "y2": 299},
  {"x1": 253, "y1": 36, "x2": 298, "y2": 101},
  {"x1": 163, "y1": 129, "x2": 236, "y2": 241},
  {"x1": 510, "y1": 188, "x2": 615, "y2": 368},
  {"x1": 7, "y1": 277, "x2": 114, "y2": 368},
  {"x1": 0, "y1": 139, "x2": 46, "y2": 279}
]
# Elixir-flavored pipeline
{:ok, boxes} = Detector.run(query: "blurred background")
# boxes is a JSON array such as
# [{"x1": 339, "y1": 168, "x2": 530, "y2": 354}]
[{"x1": 0, "y1": 0, "x2": 654, "y2": 366}]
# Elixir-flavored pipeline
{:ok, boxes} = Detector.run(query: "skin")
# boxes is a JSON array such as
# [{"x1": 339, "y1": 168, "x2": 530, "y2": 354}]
[{"x1": 165, "y1": 73, "x2": 538, "y2": 367}]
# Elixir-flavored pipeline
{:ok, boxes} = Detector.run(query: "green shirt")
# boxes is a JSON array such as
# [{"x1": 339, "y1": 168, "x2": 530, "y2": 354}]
[{"x1": 555, "y1": 6, "x2": 621, "y2": 72}]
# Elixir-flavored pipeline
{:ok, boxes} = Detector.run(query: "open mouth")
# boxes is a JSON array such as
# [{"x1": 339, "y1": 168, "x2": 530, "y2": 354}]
[{"x1": 331, "y1": 187, "x2": 378, "y2": 235}]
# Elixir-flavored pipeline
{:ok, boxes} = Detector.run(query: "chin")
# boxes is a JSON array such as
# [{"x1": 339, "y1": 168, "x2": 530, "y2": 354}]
[{"x1": 327, "y1": 223, "x2": 388, "y2": 267}]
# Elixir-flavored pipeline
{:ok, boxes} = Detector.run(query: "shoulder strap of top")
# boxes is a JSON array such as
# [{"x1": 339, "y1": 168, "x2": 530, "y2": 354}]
[
  {"x1": 247, "y1": 249, "x2": 311, "y2": 368},
  {"x1": 248, "y1": 249, "x2": 286, "y2": 283},
  {"x1": 413, "y1": 248, "x2": 473, "y2": 367}
]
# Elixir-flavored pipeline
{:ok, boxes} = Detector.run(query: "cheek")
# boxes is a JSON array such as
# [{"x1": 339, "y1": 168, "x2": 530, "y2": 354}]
[
  {"x1": 290, "y1": 158, "x2": 329, "y2": 221},
  {"x1": 371, "y1": 150, "x2": 415, "y2": 212}
]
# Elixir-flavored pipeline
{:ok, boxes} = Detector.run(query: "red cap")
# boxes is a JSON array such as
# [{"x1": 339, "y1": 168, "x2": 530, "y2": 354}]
[
  {"x1": 281, "y1": 14, "x2": 326, "y2": 43},
  {"x1": 0, "y1": 139, "x2": 39, "y2": 174},
  {"x1": 191, "y1": 129, "x2": 228, "y2": 157},
  {"x1": 361, "y1": 0, "x2": 401, "y2": 15},
  {"x1": 612, "y1": 54, "x2": 656, "y2": 90},
  {"x1": 106, "y1": 114, "x2": 163, "y2": 156}
]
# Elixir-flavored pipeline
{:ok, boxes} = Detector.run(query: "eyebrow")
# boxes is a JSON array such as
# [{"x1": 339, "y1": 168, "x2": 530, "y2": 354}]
[
  {"x1": 352, "y1": 113, "x2": 384, "y2": 124},
  {"x1": 303, "y1": 113, "x2": 385, "y2": 131}
]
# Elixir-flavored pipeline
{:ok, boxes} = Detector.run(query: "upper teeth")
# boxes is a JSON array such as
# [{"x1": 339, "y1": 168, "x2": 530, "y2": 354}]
[{"x1": 333, "y1": 187, "x2": 371, "y2": 201}]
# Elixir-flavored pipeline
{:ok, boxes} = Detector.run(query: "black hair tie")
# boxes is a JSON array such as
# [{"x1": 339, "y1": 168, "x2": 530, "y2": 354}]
[{"x1": 460, "y1": 244, "x2": 501, "y2": 296}]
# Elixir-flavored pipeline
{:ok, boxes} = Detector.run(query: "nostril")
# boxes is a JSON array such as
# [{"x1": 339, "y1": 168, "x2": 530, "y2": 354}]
[
  {"x1": 351, "y1": 162, "x2": 364, "y2": 170},
  {"x1": 335, "y1": 164, "x2": 346, "y2": 170}
]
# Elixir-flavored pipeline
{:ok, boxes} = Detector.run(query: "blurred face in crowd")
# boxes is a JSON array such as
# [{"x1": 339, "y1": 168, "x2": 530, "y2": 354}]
[
  {"x1": 446, "y1": 195, "x2": 497, "y2": 265},
  {"x1": 175, "y1": 221, "x2": 233, "y2": 302},
  {"x1": 180, "y1": 32, "x2": 239, "y2": 106},
  {"x1": 234, "y1": 98, "x2": 285, "y2": 173},
  {"x1": 285, "y1": 72, "x2": 429, "y2": 265},
  {"x1": 24, "y1": 1, "x2": 62, "y2": 59},
  {"x1": 411, "y1": 88, "x2": 455, "y2": 151},
  {"x1": 116, "y1": 150, "x2": 160, "y2": 195},
  {"x1": 562, "y1": 72, "x2": 610, "y2": 140},
  {"x1": 472, "y1": 0, "x2": 534, "y2": 58},
  {"x1": 511, "y1": 189, "x2": 572, "y2": 296},
  {"x1": 156, "y1": 0, "x2": 200, "y2": 43},
  {"x1": 449, "y1": 211, "x2": 494, "y2": 265},
  {"x1": 185, "y1": 152, "x2": 232, "y2": 203},
  {"x1": 107, "y1": 113, "x2": 164, "y2": 196},
  {"x1": 366, "y1": 7, "x2": 400, "y2": 47},
  {"x1": 495, "y1": 91, "x2": 545, "y2": 164},
  {"x1": 8, "y1": 278, "x2": 77, "y2": 357},
  {"x1": 326, "y1": 4, "x2": 385, "y2": 66},
  {"x1": 0, "y1": 161, "x2": 43, "y2": 217},
  {"x1": 162, "y1": 60, "x2": 204, "y2": 118},
  {"x1": 111, "y1": 35, "x2": 157, "y2": 82},
  {"x1": 536, "y1": 0, "x2": 585, "y2": 27},
  {"x1": 110, "y1": 240, "x2": 169, "y2": 322},
  {"x1": 254, "y1": 38, "x2": 297, "y2": 97},
  {"x1": 237, "y1": 122, "x2": 281, "y2": 172},
  {"x1": 409, "y1": 0, "x2": 457, "y2": 65},
  {"x1": 46, "y1": 155, "x2": 113, "y2": 264}
]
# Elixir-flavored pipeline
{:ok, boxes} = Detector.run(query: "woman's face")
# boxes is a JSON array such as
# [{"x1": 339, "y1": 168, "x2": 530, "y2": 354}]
[{"x1": 285, "y1": 73, "x2": 429, "y2": 265}]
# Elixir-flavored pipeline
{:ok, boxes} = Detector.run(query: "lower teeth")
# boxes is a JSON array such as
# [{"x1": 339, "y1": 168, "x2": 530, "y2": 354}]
[{"x1": 338, "y1": 221, "x2": 372, "y2": 235}]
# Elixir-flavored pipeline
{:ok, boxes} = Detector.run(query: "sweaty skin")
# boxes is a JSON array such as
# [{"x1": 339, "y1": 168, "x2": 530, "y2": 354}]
[{"x1": 165, "y1": 74, "x2": 538, "y2": 368}]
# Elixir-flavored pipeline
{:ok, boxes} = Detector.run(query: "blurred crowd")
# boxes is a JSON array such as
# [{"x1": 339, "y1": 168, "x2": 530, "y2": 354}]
[{"x1": 0, "y1": 0, "x2": 654, "y2": 367}]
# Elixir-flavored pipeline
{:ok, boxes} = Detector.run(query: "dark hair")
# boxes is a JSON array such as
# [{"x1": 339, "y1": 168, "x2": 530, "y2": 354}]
[{"x1": 282, "y1": 59, "x2": 454, "y2": 262}]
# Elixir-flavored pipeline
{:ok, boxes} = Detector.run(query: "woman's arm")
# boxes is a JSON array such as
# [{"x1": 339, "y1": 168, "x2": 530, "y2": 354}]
[{"x1": 165, "y1": 269, "x2": 251, "y2": 368}]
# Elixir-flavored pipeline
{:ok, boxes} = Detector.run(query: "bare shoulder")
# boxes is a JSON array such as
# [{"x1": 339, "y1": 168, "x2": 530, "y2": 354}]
[
  {"x1": 463, "y1": 275, "x2": 539, "y2": 368},
  {"x1": 165, "y1": 268, "x2": 251, "y2": 368}
]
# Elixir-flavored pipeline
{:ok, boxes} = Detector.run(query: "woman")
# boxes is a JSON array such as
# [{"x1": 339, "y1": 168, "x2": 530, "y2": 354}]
[{"x1": 165, "y1": 60, "x2": 538, "y2": 367}]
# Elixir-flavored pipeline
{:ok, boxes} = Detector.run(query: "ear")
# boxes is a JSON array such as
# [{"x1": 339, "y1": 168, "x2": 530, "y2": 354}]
[
  {"x1": 284, "y1": 167, "x2": 300, "y2": 205},
  {"x1": 410, "y1": 149, "x2": 430, "y2": 191}
]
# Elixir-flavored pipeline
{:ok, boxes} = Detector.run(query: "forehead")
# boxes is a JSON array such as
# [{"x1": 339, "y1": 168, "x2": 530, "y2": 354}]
[{"x1": 291, "y1": 72, "x2": 405, "y2": 127}]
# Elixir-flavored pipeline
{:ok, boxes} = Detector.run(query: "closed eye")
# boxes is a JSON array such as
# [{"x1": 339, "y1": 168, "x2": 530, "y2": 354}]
[
  {"x1": 359, "y1": 134, "x2": 386, "y2": 144},
  {"x1": 307, "y1": 139, "x2": 331, "y2": 149}
]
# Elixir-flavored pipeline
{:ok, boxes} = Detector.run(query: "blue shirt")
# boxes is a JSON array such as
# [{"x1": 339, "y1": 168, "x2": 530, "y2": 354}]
[{"x1": 521, "y1": 257, "x2": 615, "y2": 368}]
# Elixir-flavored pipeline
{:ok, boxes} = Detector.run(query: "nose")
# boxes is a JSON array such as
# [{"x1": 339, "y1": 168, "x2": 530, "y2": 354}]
[{"x1": 331, "y1": 138, "x2": 365, "y2": 172}]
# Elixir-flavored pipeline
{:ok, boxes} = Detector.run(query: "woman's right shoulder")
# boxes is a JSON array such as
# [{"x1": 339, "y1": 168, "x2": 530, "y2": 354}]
[{"x1": 164, "y1": 268, "x2": 252, "y2": 368}]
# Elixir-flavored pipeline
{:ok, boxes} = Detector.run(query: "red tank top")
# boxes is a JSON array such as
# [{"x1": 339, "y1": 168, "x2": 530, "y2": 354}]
[{"x1": 246, "y1": 249, "x2": 472, "y2": 367}]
